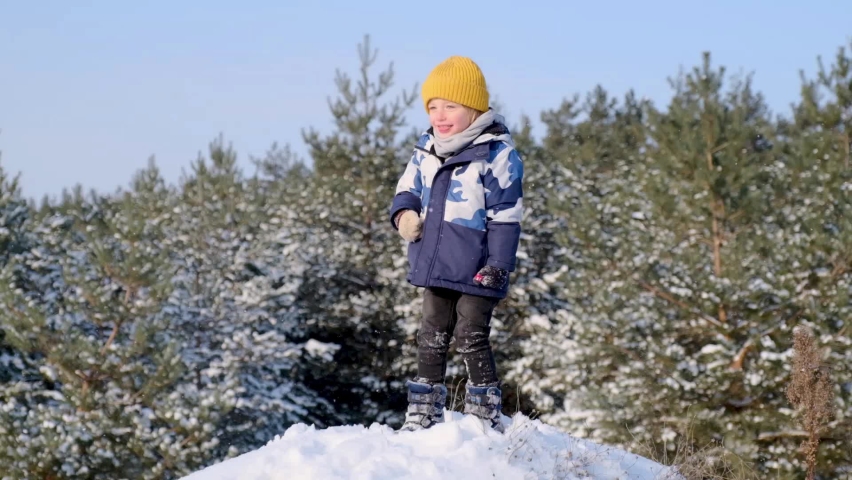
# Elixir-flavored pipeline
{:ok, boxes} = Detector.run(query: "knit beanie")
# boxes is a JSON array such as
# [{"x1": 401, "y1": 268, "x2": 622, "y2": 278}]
[{"x1": 421, "y1": 56, "x2": 489, "y2": 113}]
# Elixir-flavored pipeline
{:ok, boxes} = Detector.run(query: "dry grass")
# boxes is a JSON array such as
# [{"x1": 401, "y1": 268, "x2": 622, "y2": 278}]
[
  {"x1": 447, "y1": 375, "x2": 468, "y2": 412},
  {"x1": 786, "y1": 324, "x2": 836, "y2": 480},
  {"x1": 627, "y1": 417, "x2": 759, "y2": 480},
  {"x1": 650, "y1": 437, "x2": 758, "y2": 480}
]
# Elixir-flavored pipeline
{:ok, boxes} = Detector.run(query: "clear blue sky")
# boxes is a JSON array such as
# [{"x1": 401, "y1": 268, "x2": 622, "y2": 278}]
[{"x1": 2, "y1": 0, "x2": 850, "y2": 200}]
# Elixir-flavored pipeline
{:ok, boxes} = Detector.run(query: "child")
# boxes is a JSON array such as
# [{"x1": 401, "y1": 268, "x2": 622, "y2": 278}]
[{"x1": 388, "y1": 56, "x2": 524, "y2": 433}]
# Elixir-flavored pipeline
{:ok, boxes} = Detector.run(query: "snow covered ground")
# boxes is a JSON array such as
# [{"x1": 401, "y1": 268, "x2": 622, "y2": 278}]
[{"x1": 181, "y1": 412, "x2": 684, "y2": 480}]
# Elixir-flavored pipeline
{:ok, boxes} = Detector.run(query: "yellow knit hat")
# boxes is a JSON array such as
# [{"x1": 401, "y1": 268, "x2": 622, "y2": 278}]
[{"x1": 421, "y1": 56, "x2": 489, "y2": 113}]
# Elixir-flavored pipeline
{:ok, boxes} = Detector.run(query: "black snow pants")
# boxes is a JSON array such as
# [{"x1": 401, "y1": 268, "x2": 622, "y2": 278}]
[{"x1": 416, "y1": 287, "x2": 500, "y2": 387}]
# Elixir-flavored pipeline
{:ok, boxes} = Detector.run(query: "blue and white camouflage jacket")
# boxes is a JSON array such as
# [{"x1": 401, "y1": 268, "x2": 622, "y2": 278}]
[{"x1": 389, "y1": 110, "x2": 524, "y2": 299}]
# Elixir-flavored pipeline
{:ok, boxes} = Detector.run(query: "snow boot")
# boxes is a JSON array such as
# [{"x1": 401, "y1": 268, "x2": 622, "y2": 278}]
[
  {"x1": 398, "y1": 379, "x2": 447, "y2": 432},
  {"x1": 464, "y1": 382, "x2": 505, "y2": 433}
]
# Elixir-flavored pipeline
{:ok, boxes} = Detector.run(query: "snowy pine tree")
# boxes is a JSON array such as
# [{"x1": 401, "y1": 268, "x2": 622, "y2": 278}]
[
  {"x1": 765, "y1": 42, "x2": 852, "y2": 475},
  {"x1": 0, "y1": 180, "x2": 229, "y2": 479},
  {"x1": 494, "y1": 117, "x2": 573, "y2": 414},
  {"x1": 292, "y1": 36, "x2": 417, "y2": 426},
  {"x1": 519, "y1": 52, "x2": 851, "y2": 477},
  {"x1": 509, "y1": 87, "x2": 649, "y2": 426},
  {"x1": 164, "y1": 139, "x2": 337, "y2": 457}
]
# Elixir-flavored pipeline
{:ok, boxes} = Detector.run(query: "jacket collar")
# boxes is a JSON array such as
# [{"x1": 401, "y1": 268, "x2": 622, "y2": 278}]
[
  {"x1": 431, "y1": 109, "x2": 501, "y2": 157},
  {"x1": 419, "y1": 121, "x2": 510, "y2": 168}
]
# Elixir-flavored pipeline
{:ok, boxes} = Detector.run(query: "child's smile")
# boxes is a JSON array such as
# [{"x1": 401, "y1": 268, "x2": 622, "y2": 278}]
[{"x1": 428, "y1": 98, "x2": 474, "y2": 138}]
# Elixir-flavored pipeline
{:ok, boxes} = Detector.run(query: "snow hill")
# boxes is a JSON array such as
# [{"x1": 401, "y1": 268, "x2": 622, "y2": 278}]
[{"x1": 181, "y1": 412, "x2": 684, "y2": 480}]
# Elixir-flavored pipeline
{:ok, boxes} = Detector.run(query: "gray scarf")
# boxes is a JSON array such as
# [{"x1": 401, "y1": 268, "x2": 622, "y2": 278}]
[{"x1": 432, "y1": 109, "x2": 503, "y2": 158}]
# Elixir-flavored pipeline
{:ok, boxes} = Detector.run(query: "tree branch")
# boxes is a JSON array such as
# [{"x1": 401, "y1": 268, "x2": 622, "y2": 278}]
[
  {"x1": 757, "y1": 430, "x2": 843, "y2": 442},
  {"x1": 637, "y1": 279, "x2": 727, "y2": 330},
  {"x1": 730, "y1": 308, "x2": 802, "y2": 370}
]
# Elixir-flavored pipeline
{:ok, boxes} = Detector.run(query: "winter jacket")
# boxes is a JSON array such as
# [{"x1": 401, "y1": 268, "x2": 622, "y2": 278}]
[{"x1": 389, "y1": 111, "x2": 524, "y2": 299}]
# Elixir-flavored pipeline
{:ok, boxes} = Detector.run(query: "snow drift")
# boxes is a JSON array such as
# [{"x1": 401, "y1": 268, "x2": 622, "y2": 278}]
[{"x1": 181, "y1": 412, "x2": 683, "y2": 480}]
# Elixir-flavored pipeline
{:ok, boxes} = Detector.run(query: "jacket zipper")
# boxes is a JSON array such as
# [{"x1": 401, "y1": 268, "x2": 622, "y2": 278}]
[{"x1": 424, "y1": 169, "x2": 447, "y2": 282}]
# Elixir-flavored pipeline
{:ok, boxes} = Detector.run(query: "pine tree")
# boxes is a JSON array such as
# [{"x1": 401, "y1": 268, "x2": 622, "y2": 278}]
[
  {"x1": 508, "y1": 87, "x2": 649, "y2": 426},
  {"x1": 0, "y1": 158, "x2": 45, "y2": 468},
  {"x1": 0, "y1": 158, "x2": 30, "y2": 266},
  {"x1": 249, "y1": 142, "x2": 310, "y2": 185},
  {"x1": 0, "y1": 179, "x2": 229, "y2": 479},
  {"x1": 164, "y1": 138, "x2": 336, "y2": 457},
  {"x1": 493, "y1": 116, "x2": 571, "y2": 414},
  {"x1": 526, "y1": 51, "x2": 852, "y2": 477},
  {"x1": 766, "y1": 41, "x2": 852, "y2": 476},
  {"x1": 617, "y1": 52, "x2": 783, "y2": 467},
  {"x1": 292, "y1": 35, "x2": 417, "y2": 426}
]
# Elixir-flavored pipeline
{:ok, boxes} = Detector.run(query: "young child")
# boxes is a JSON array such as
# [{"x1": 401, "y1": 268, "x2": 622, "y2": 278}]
[{"x1": 388, "y1": 56, "x2": 524, "y2": 434}]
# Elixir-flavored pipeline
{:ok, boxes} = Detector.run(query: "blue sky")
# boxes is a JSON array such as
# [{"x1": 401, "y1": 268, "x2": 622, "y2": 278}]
[{"x1": 2, "y1": 0, "x2": 850, "y2": 200}]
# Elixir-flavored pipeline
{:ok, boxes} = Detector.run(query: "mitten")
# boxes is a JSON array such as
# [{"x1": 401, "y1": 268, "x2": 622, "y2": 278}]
[
  {"x1": 395, "y1": 210, "x2": 422, "y2": 242},
  {"x1": 473, "y1": 265, "x2": 508, "y2": 289}
]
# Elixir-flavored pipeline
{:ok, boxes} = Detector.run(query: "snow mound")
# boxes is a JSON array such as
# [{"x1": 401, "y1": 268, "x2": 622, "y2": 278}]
[{"x1": 181, "y1": 412, "x2": 683, "y2": 480}]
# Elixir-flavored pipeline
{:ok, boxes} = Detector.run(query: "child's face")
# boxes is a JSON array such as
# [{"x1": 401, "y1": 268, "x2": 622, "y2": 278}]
[{"x1": 427, "y1": 98, "x2": 474, "y2": 138}]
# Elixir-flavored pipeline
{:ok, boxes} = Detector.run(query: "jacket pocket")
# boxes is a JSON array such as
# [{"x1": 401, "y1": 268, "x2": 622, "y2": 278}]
[
  {"x1": 407, "y1": 238, "x2": 424, "y2": 278},
  {"x1": 431, "y1": 221, "x2": 487, "y2": 284}
]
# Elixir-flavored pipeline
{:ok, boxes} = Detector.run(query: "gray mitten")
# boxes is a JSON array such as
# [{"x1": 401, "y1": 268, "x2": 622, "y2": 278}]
[{"x1": 395, "y1": 210, "x2": 422, "y2": 242}]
